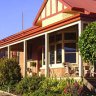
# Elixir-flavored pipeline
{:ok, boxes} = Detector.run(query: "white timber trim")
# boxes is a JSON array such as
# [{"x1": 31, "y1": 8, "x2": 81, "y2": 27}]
[
  {"x1": 23, "y1": 40, "x2": 27, "y2": 77},
  {"x1": 78, "y1": 21, "x2": 83, "y2": 77},
  {"x1": 41, "y1": 63, "x2": 64, "y2": 69},
  {"x1": 0, "y1": 21, "x2": 80, "y2": 50},
  {"x1": 54, "y1": 44, "x2": 56, "y2": 64},
  {"x1": 8, "y1": 45, "x2": 10, "y2": 59},
  {"x1": 62, "y1": 32, "x2": 64, "y2": 64},
  {"x1": 45, "y1": 33, "x2": 49, "y2": 77}
]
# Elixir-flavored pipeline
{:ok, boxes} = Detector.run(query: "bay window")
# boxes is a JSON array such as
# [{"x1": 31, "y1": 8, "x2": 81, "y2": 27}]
[{"x1": 41, "y1": 30, "x2": 77, "y2": 67}]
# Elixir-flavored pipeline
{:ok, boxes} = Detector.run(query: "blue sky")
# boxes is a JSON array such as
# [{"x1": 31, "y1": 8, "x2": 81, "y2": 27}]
[{"x1": 0, "y1": 0, "x2": 43, "y2": 40}]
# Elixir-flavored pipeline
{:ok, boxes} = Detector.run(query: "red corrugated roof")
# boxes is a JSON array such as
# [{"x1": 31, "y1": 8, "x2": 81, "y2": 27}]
[
  {"x1": 0, "y1": 13, "x2": 96, "y2": 47},
  {"x1": 0, "y1": 14, "x2": 81, "y2": 46},
  {"x1": 63, "y1": 0, "x2": 96, "y2": 13}
]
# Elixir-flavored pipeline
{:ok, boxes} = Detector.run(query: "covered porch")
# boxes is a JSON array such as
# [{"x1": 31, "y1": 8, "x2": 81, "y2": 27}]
[
  {"x1": 22, "y1": 21, "x2": 87, "y2": 78},
  {"x1": 0, "y1": 21, "x2": 94, "y2": 78}
]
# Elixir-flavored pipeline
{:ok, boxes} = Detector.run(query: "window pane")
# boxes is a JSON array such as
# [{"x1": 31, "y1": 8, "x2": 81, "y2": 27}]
[
  {"x1": 64, "y1": 43, "x2": 76, "y2": 52},
  {"x1": 65, "y1": 53, "x2": 76, "y2": 63},
  {"x1": 49, "y1": 35, "x2": 55, "y2": 43},
  {"x1": 56, "y1": 34, "x2": 62, "y2": 42},
  {"x1": 64, "y1": 32, "x2": 76, "y2": 40},
  {"x1": 43, "y1": 49, "x2": 45, "y2": 65},
  {"x1": 56, "y1": 44, "x2": 62, "y2": 63},
  {"x1": 50, "y1": 45, "x2": 55, "y2": 64},
  {"x1": 27, "y1": 45, "x2": 32, "y2": 60}
]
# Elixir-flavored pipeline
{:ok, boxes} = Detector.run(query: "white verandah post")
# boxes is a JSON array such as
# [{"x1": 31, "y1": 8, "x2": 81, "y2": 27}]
[
  {"x1": 45, "y1": 33, "x2": 49, "y2": 77},
  {"x1": 78, "y1": 21, "x2": 83, "y2": 77},
  {"x1": 24, "y1": 40, "x2": 27, "y2": 77},
  {"x1": 8, "y1": 46, "x2": 10, "y2": 59}
]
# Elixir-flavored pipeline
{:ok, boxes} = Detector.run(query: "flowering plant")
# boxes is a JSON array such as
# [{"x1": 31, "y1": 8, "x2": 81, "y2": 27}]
[{"x1": 63, "y1": 80, "x2": 83, "y2": 96}]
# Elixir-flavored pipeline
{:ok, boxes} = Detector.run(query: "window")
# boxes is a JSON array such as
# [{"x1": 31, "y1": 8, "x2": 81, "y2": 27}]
[
  {"x1": 27, "y1": 45, "x2": 32, "y2": 60},
  {"x1": 50, "y1": 45, "x2": 55, "y2": 64},
  {"x1": 64, "y1": 43, "x2": 76, "y2": 52},
  {"x1": 56, "y1": 44, "x2": 62, "y2": 63},
  {"x1": 49, "y1": 33, "x2": 62, "y2": 64},
  {"x1": 65, "y1": 53, "x2": 76, "y2": 63},
  {"x1": 56, "y1": 34, "x2": 62, "y2": 42},
  {"x1": 42, "y1": 48, "x2": 45, "y2": 65},
  {"x1": 64, "y1": 32, "x2": 76, "y2": 40},
  {"x1": 49, "y1": 34, "x2": 55, "y2": 43},
  {"x1": 0, "y1": 51, "x2": 7, "y2": 58},
  {"x1": 64, "y1": 32, "x2": 77, "y2": 63},
  {"x1": 48, "y1": 31, "x2": 77, "y2": 64},
  {"x1": 11, "y1": 51, "x2": 20, "y2": 63}
]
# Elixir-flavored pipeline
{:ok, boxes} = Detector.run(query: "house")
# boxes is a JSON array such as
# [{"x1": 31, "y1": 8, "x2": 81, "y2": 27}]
[{"x1": 0, "y1": 0, "x2": 96, "y2": 78}]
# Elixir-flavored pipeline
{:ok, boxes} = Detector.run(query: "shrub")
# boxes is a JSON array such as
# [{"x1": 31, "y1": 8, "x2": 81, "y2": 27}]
[
  {"x1": 0, "y1": 58, "x2": 21, "y2": 86},
  {"x1": 63, "y1": 80, "x2": 83, "y2": 96},
  {"x1": 31, "y1": 78, "x2": 83, "y2": 96},
  {"x1": 78, "y1": 22, "x2": 96, "y2": 64},
  {"x1": 16, "y1": 75, "x2": 45, "y2": 95}
]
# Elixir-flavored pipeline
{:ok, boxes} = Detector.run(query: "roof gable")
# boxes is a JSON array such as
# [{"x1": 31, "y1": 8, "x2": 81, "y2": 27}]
[
  {"x1": 33, "y1": 0, "x2": 71, "y2": 26},
  {"x1": 33, "y1": 0, "x2": 96, "y2": 26},
  {"x1": 63, "y1": 0, "x2": 96, "y2": 13}
]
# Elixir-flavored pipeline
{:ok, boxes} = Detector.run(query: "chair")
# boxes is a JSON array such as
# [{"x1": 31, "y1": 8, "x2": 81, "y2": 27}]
[
  {"x1": 64, "y1": 62, "x2": 72, "y2": 76},
  {"x1": 84, "y1": 66, "x2": 90, "y2": 77},
  {"x1": 75, "y1": 67, "x2": 79, "y2": 76}
]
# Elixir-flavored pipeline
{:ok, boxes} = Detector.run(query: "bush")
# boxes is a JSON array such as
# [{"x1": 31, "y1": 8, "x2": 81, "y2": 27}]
[
  {"x1": 0, "y1": 58, "x2": 21, "y2": 86},
  {"x1": 30, "y1": 78, "x2": 83, "y2": 96},
  {"x1": 16, "y1": 75, "x2": 45, "y2": 95},
  {"x1": 63, "y1": 79, "x2": 83, "y2": 96},
  {"x1": 78, "y1": 22, "x2": 96, "y2": 64}
]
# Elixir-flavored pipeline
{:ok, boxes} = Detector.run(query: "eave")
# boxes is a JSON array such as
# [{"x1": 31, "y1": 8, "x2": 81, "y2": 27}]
[{"x1": 0, "y1": 13, "x2": 96, "y2": 47}]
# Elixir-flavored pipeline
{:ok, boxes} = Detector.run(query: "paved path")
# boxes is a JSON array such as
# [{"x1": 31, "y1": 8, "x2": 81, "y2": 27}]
[{"x1": 0, "y1": 91, "x2": 16, "y2": 96}]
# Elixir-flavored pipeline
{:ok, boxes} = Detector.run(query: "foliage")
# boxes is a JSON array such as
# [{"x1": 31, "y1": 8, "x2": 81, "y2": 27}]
[
  {"x1": 30, "y1": 62, "x2": 36, "y2": 67},
  {"x1": 26, "y1": 78, "x2": 83, "y2": 96},
  {"x1": 15, "y1": 75, "x2": 45, "y2": 95},
  {"x1": 78, "y1": 22, "x2": 96, "y2": 64},
  {"x1": 63, "y1": 79, "x2": 83, "y2": 96},
  {"x1": 0, "y1": 73, "x2": 85, "y2": 96},
  {"x1": 0, "y1": 58, "x2": 21, "y2": 86}
]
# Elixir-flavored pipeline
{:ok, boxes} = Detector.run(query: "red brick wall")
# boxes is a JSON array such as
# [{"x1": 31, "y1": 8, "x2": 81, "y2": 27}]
[{"x1": 40, "y1": 68, "x2": 65, "y2": 78}]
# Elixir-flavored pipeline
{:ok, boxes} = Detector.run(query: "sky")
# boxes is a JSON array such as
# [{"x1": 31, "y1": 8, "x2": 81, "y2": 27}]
[{"x1": 0, "y1": 0, "x2": 43, "y2": 40}]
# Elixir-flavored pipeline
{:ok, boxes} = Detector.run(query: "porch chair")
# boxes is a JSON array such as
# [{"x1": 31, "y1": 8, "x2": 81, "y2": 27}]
[
  {"x1": 84, "y1": 65, "x2": 90, "y2": 77},
  {"x1": 64, "y1": 62, "x2": 72, "y2": 76},
  {"x1": 74, "y1": 67, "x2": 79, "y2": 76},
  {"x1": 90, "y1": 67, "x2": 96, "y2": 77}
]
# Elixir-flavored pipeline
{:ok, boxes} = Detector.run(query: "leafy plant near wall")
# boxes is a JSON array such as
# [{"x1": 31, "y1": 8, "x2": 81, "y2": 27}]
[
  {"x1": 0, "y1": 74, "x2": 92, "y2": 96},
  {"x1": 30, "y1": 62, "x2": 36, "y2": 67},
  {"x1": 78, "y1": 22, "x2": 96, "y2": 65},
  {"x1": 23, "y1": 78, "x2": 83, "y2": 96}
]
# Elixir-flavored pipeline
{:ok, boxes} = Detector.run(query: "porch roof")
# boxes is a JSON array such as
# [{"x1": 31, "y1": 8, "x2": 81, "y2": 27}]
[{"x1": 0, "y1": 13, "x2": 96, "y2": 47}]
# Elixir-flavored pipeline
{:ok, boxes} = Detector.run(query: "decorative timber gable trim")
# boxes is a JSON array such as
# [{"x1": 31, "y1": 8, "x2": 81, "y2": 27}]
[{"x1": 33, "y1": 0, "x2": 85, "y2": 27}]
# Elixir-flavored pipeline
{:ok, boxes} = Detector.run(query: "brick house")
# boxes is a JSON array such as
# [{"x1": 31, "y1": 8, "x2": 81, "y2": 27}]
[{"x1": 0, "y1": 0, "x2": 96, "y2": 78}]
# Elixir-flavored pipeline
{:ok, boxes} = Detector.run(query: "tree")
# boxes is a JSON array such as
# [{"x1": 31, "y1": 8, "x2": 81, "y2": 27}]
[
  {"x1": 0, "y1": 58, "x2": 22, "y2": 86},
  {"x1": 78, "y1": 22, "x2": 96, "y2": 64}
]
